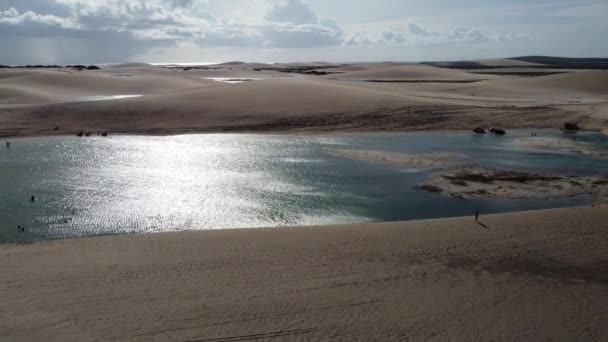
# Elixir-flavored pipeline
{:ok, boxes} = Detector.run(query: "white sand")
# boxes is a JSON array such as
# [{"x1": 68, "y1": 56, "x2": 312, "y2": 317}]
[
  {"x1": 1, "y1": 206, "x2": 607, "y2": 341},
  {"x1": 0, "y1": 64, "x2": 607, "y2": 136}
]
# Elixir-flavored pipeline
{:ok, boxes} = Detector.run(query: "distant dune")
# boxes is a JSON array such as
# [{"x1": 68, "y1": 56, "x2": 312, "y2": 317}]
[
  {"x1": 458, "y1": 70, "x2": 608, "y2": 99},
  {"x1": 1, "y1": 60, "x2": 607, "y2": 136},
  {"x1": 425, "y1": 56, "x2": 608, "y2": 70},
  {"x1": 510, "y1": 56, "x2": 608, "y2": 68},
  {"x1": 110, "y1": 62, "x2": 154, "y2": 68},
  {"x1": 506, "y1": 70, "x2": 608, "y2": 94},
  {"x1": 476, "y1": 58, "x2": 545, "y2": 67},
  {"x1": 330, "y1": 64, "x2": 489, "y2": 81}
]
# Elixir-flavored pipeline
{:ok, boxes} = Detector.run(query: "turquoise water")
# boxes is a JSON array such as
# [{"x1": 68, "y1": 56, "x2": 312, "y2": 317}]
[{"x1": 1, "y1": 130, "x2": 607, "y2": 243}]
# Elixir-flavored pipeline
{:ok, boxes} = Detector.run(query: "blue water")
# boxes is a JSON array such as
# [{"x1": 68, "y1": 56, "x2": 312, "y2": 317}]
[{"x1": 1, "y1": 130, "x2": 607, "y2": 244}]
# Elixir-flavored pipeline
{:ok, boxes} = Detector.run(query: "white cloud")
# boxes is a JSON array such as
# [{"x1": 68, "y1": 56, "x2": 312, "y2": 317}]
[
  {"x1": 266, "y1": 0, "x2": 318, "y2": 24},
  {"x1": 0, "y1": 8, "x2": 79, "y2": 29},
  {"x1": 345, "y1": 23, "x2": 522, "y2": 47},
  {"x1": 0, "y1": 0, "x2": 604, "y2": 64}
]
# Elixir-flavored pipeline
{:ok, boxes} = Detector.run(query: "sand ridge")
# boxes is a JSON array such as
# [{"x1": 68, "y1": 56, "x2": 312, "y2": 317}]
[
  {"x1": 1, "y1": 206, "x2": 607, "y2": 341},
  {"x1": 327, "y1": 64, "x2": 491, "y2": 81}
]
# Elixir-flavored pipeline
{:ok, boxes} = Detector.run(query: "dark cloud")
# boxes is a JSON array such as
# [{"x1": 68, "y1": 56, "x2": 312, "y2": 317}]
[
  {"x1": 0, "y1": 2, "x2": 179, "y2": 64},
  {"x1": 0, "y1": 0, "x2": 346, "y2": 63},
  {"x1": 408, "y1": 23, "x2": 429, "y2": 36},
  {"x1": 448, "y1": 27, "x2": 489, "y2": 42},
  {"x1": 383, "y1": 31, "x2": 406, "y2": 44}
]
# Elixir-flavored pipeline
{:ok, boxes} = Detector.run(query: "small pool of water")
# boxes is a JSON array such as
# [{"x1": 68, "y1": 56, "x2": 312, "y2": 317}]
[
  {"x1": 204, "y1": 77, "x2": 265, "y2": 84},
  {"x1": 75, "y1": 95, "x2": 142, "y2": 102},
  {"x1": 1, "y1": 130, "x2": 607, "y2": 243}
]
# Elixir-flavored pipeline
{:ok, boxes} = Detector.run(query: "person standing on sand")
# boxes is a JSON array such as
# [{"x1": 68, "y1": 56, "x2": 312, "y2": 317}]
[{"x1": 475, "y1": 211, "x2": 479, "y2": 221}]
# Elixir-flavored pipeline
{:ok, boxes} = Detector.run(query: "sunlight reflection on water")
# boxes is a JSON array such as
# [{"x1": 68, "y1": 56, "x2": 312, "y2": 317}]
[{"x1": 1, "y1": 130, "x2": 607, "y2": 243}]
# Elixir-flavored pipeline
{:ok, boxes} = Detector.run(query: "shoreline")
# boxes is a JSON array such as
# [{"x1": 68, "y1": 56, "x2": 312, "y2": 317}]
[
  {"x1": 2, "y1": 126, "x2": 606, "y2": 140},
  {"x1": 0, "y1": 204, "x2": 595, "y2": 247},
  {"x1": 2, "y1": 205, "x2": 607, "y2": 341},
  {"x1": 2, "y1": 204, "x2": 602, "y2": 247}
]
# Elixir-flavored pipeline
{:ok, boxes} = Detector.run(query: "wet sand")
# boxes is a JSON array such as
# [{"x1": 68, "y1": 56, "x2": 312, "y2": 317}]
[
  {"x1": 328, "y1": 150, "x2": 463, "y2": 169},
  {"x1": 1, "y1": 205, "x2": 607, "y2": 341},
  {"x1": 510, "y1": 136, "x2": 607, "y2": 156},
  {"x1": 420, "y1": 167, "x2": 608, "y2": 200}
]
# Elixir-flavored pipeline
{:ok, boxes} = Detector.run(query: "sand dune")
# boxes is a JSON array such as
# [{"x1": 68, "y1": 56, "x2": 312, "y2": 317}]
[
  {"x1": 156, "y1": 78, "x2": 406, "y2": 111},
  {"x1": 512, "y1": 70, "x2": 608, "y2": 94},
  {"x1": 1, "y1": 206, "x2": 606, "y2": 341},
  {"x1": 0, "y1": 84, "x2": 58, "y2": 105},
  {"x1": 0, "y1": 70, "x2": 36, "y2": 80},
  {"x1": 501, "y1": 70, "x2": 608, "y2": 94},
  {"x1": 316, "y1": 64, "x2": 370, "y2": 72},
  {"x1": 444, "y1": 70, "x2": 608, "y2": 104},
  {"x1": 219, "y1": 62, "x2": 280, "y2": 69},
  {"x1": 1, "y1": 64, "x2": 607, "y2": 136},
  {"x1": 0, "y1": 69, "x2": 210, "y2": 105},
  {"x1": 332, "y1": 64, "x2": 490, "y2": 81}
]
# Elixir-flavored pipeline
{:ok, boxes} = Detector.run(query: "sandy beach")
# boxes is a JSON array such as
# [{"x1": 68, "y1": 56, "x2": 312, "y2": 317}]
[
  {"x1": 1, "y1": 61, "x2": 607, "y2": 137},
  {"x1": 1, "y1": 206, "x2": 607, "y2": 341}
]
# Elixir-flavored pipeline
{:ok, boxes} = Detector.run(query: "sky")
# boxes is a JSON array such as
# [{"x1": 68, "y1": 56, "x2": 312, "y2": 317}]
[{"x1": 1, "y1": 0, "x2": 607, "y2": 64}]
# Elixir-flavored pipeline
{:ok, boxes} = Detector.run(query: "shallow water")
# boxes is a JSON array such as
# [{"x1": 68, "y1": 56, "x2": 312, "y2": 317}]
[{"x1": 1, "y1": 130, "x2": 607, "y2": 243}]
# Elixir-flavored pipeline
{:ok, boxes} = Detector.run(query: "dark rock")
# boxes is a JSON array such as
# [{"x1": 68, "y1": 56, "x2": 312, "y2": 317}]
[
  {"x1": 473, "y1": 127, "x2": 486, "y2": 134},
  {"x1": 563, "y1": 122, "x2": 580, "y2": 131},
  {"x1": 76, "y1": 131, "x2": 84, "y2": 137},
  {"x1": 489, "y1": 128, "x2": 506, "y2": 135}
]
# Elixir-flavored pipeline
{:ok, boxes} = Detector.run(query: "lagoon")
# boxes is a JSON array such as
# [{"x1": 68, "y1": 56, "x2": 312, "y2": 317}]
[{"x1": 1, "y1": 130, "x2": 607, "y2": 243}]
